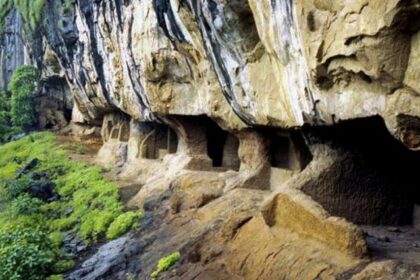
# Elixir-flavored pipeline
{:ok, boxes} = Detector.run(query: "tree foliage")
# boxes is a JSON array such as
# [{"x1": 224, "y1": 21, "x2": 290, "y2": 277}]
[
  {"x1": 8, "y1": 65, "x2": 38, "y2": 131},
  {"x1": 0, "y1": 93, "x2": 11, "y2": 140}
]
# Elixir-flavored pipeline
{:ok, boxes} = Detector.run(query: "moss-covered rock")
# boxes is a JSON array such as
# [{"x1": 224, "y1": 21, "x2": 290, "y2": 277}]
[{"x1": 151, "y1": 252, "x2": 181, "y2": 279}]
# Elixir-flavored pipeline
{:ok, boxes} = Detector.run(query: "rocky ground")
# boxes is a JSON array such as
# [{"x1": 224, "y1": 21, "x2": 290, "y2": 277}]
[{"x1": 58, "y1": 134, "x2": 420, "y2": 280}]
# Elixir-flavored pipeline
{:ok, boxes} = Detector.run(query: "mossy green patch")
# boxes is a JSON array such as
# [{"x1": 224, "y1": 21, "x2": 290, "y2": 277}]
[
  {"x1": 151, "y1": 252, "x2": 181, "y2": 279},
  {"x1": 106, "y1": 211, "x2": 142, "y2": 240},
  {"x1": 0, "y1": 0, "x2": 74, "y2": 34},
  {"x1": 53, "y1": 259, "x2": 75, "y2": 273},
  {"x1": 0, "y1": 0, "x2": 45, "y2": 31}
]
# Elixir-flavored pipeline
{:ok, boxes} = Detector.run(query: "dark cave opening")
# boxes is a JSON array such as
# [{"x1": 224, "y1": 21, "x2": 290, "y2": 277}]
[
  {"x1": 206, "y1": 120, "x2": 227, "y2": 167},
  {"x1": 301, "y1": 117, "x2": 420, "y2": 226},
  {"x1": 269, "y1": 131, "x2": 312, "y2": 171},
  {"x1": 205, "y1": 118, "x2": 240, "y2": 170}
]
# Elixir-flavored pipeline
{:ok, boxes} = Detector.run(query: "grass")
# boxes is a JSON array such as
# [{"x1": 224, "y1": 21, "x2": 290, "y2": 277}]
[
  {"x1": 61, "y1": 142, "x2": 86, "y2": 155},
  {"x1": 0, "y1": 132, "x2": 142, "y2": 279}
]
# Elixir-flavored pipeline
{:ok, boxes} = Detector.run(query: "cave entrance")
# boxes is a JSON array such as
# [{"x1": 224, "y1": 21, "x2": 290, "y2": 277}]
[
  {"x1": 301, "y1": 117, "x2": 420, "y2": 226},
  {"x1": 142, "y1": 124, "x2": 178, "y2": 160},
  {"x1": 205, "y1": 118, "x2": 240, "y2": 171},
  {"x1": 268, "y1": 130, "x2": 312, "y2": 188},
  {"x1": 106, "y1": 121, "x2": 113, "y2": 140},
  {"x1": 270, "y1": 131, "x2": 312, "y2": 171}
]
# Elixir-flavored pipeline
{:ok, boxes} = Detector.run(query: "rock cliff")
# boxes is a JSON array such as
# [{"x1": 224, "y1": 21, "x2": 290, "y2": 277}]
[
  {"x1": 39, "y1": 0, "x2": 420, "y2": 147},
  {"x1": 1, "y1": 0, "x2": 420, "y2": 279}
]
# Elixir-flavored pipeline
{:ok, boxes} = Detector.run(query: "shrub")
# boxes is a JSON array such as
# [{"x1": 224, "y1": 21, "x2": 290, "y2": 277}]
[
  {"x1": 5, "y1": 176, "x2": 34, "y2": 199},
  {"x1": 79, "y1": 210, "x2": 117, "y2": 241},
  {"x1": 8, "y1": 65, "x2": 38, "y2": 131},
  {"x1": 53, "y1": 259, "x2": 75, "y2": 273},
  {"x1": 0, "y1": 92, "x2": 11, "y2": 142},
  {"x1": 0, "y1": 227, "x2": 55, "y2": 280},
  {"x1": 10, "y1": 194, "x2": 43, "y2": 216},
  {"x1": 48, "y1": 231, "x2": 64, "y2": 247},
  {"x1": 151, "y1": 252, "x2": 181, "y2": 279},
  {"x1": 106, "y1": 211, "x2": 142, "y2": 240}
]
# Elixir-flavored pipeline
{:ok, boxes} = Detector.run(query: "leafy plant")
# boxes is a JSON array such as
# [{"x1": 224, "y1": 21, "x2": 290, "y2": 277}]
[
  {"x1": 106, "y1": 211, "x2": 142, "y2": 240},
  {"x1": 0, "y1": 227, "x2": 55, "y2": 280},
  {"x1": 151, "y1": 252, "x2": 181, "y2": 279},
  {"x1": 5, "y1": 176, "x2": 34, "y2": 199},
  {"x1": 10, "y1": 194, "x2": 43, "y2": 216}
]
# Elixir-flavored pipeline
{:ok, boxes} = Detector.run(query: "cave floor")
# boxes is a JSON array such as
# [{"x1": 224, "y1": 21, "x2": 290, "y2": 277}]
[{"x1": 362, "y1": 225, "x2": 420, "y2": 264}]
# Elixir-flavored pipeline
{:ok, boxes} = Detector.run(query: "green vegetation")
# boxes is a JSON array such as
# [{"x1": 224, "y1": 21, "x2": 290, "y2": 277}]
[
  {"x1": 151, "y1": 252, "x2": 181, "y2": 279},
  {"x1": 106, "y1": 212, "x2": 142, "y2": 240},
  {"x1": 0, "y1": 228, "x2": 55, "y2": 280},
  {"x1": 0, "y1": 65, "x2": 38, "y2": 142},
  {"x1": 53, "y1": 259, "x2": 75, "y2": 273},
  {"x1": 64, "y1": 142, "x2": 86, "y2": 155},
  {"x1": 13, "y1": 0, "x2": 46, "y2": 30},
  {"x1": 0, "y1": 133, "x2": 142, "y2": 280},
  {"x1": 0, "y1": 92, "x2": 13, "y2": 142},
  {"x1": 10, "y1": 194, "x2": 43, "y2": 216},
  {"x1": 9, "y1": 65, "x2": 38, "y2": 131},
  {"x1": 0, "y1": 0, "x2": 13, "y2": 31},
  {"x1": 46, "y1": 275, "x2": 64, "y2": 280},
  {"x1": 0, "y1": 0, "x2": 74, "y2": 34},
  {"x1": 0, "y1": 0, "x2": 45, "y2": 32}
]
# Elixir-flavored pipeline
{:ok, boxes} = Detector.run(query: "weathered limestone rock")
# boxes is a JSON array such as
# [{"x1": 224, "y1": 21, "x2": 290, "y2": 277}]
[
  {"x1": 261, "y1": 190, "x2": 367, "y2": 258},
  {"x1": 36, "y1": 44, "x2": 73, "y2": 130},
  {"x1": 37, "y1": 0, "x2": 420, "y2": 146},
  {"x1": 2, "y1": 1, "x2": 420, "y2": 146}
]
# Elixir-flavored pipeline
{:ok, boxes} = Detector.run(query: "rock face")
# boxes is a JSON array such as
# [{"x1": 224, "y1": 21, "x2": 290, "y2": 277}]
[
  {"x1": 0, "y1": 8, "x2": 32, "y2": 91},
  {"x1": 2, "y1": 1, "x2": 420, "y2": 279},
  {"x1": 2, "y1": 1, "x2": 420, "y2": 139},
  {"x1": 34, "y1": 0, "x2": 420, "y2": 148}
]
